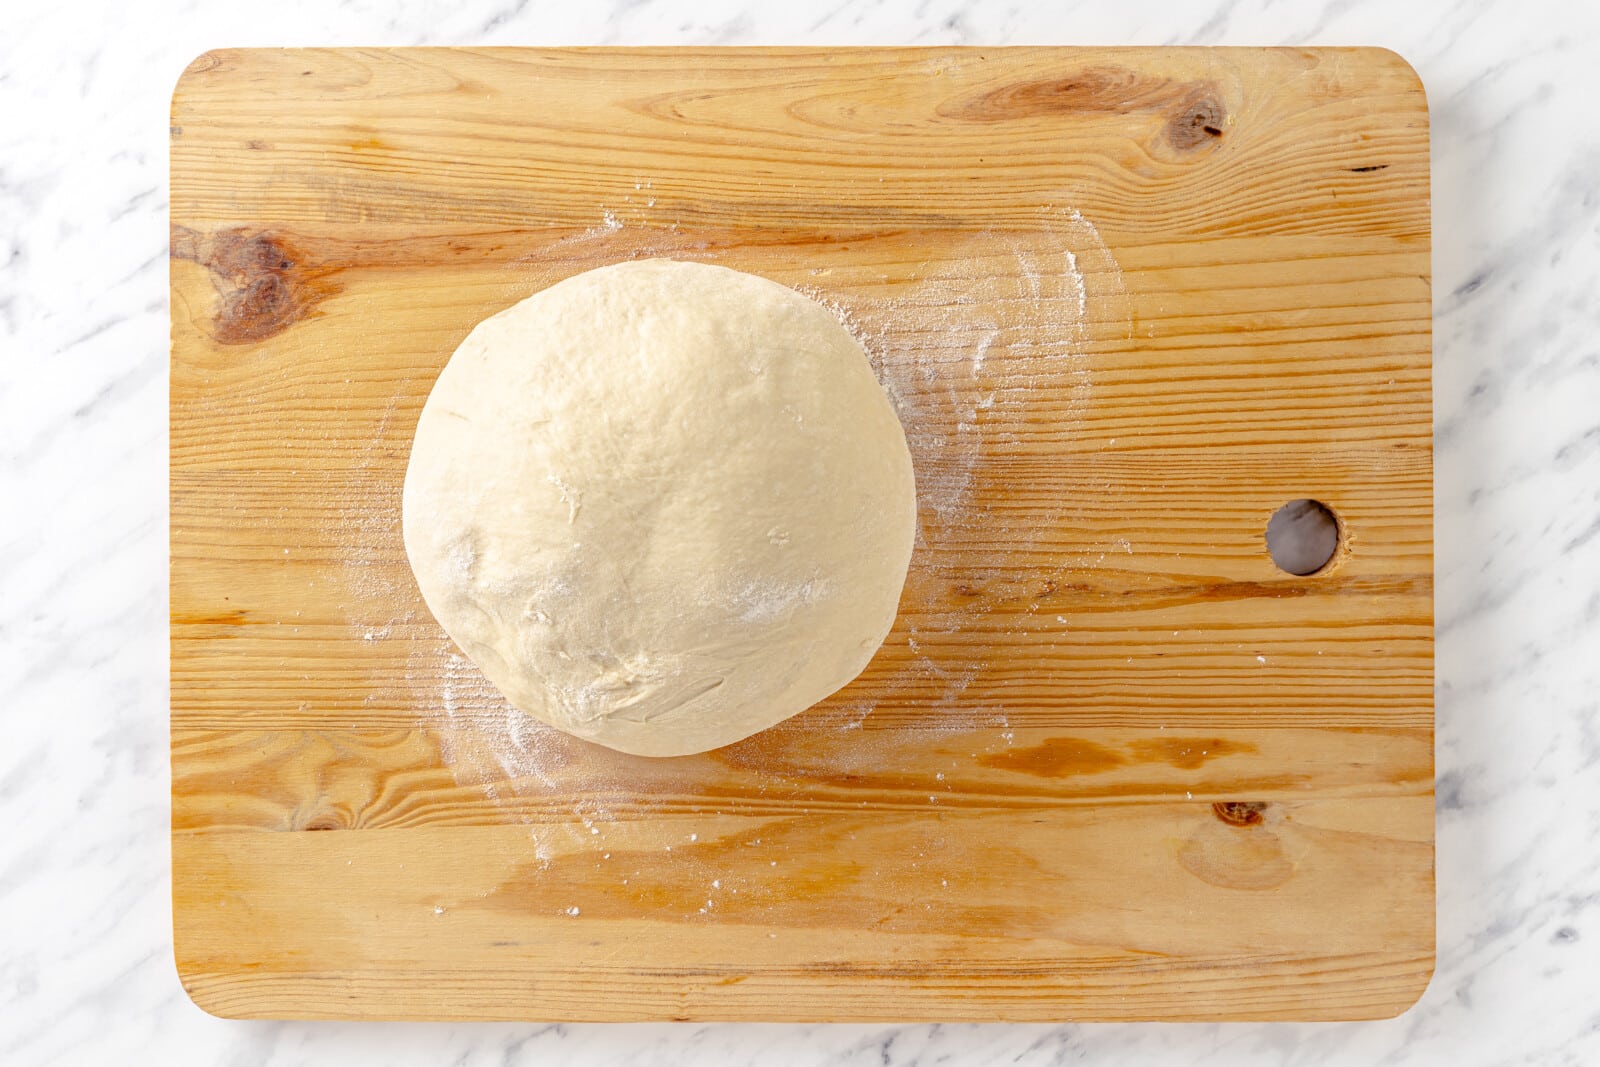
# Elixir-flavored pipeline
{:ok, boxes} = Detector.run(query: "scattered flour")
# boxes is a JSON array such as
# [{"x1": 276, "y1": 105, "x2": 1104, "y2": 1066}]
[
  {"x1": 545, "y1": 475, "x2": 582, "y2": 522},
  {"x1": 361, "y1": 206, "x2": 1131, "y2": 914}
]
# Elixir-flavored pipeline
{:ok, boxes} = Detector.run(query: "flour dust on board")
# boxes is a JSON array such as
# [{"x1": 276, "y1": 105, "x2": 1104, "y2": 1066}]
[{"x1": 384, "y1": 205, "x2": 1130, "y2": 901}]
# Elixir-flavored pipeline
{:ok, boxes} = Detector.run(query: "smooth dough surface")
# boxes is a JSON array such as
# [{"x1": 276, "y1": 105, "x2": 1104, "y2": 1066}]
[{"x1": 403, "y1": 259, "x2": 917, "y2": 757}]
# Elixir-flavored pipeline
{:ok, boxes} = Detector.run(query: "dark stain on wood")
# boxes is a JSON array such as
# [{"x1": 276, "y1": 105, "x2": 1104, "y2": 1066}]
[
  {"x1": 971, "y1": 574, "x2": 1428, "y2": 617},
  {"x1": 171, "y1": 224, "x2": 340, "y2": 344},
  {"x1": 945, "y1": 66, "x2": 1229, "y2": 158},
  {"x1": 1166, "y1": 91, "x2": 1227, "y2": 150},
  {"x1": 480, "y1": 814, "x2": 1060, "y2": 939},
  {"x1": 1212, "y1": 800, "x2": 1268, "y2": 827},
  {"x1": 977, "y1": 737, "x2": 1126, "y2": 777},
  {"x1": 172, "y1": 608, "x2": 250, "y2": 626},
  {"x1": 1127, "y1": 737, "x2": 1257, "y2": 770},
  {"x1": 943, "y1": 66, "x2": 1215, "y2": 122}
]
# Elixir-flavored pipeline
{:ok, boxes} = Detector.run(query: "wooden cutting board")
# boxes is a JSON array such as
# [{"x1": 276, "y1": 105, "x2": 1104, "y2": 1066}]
[{"x1": 169, "y1": 46, "x2": 1433, "y2": 1021}]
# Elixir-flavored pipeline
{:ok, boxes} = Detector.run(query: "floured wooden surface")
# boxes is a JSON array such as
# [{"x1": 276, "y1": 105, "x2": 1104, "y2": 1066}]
[{"x1": 171, "y1": 47, "x2": 1433, "y2": 1021}]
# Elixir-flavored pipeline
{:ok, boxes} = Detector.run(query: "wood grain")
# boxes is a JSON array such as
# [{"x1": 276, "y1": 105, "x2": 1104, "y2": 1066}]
[{"x1": 170, "y1": 47, "x2": 1433, "y2": 1021}]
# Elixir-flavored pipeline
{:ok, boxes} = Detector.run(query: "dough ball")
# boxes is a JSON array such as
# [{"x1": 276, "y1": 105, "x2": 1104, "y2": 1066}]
[{"x1": 402, "y1": 259, "x2": 916, "y2": 757}]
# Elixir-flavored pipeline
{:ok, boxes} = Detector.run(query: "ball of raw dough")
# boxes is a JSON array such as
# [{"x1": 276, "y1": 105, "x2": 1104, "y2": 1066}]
[{"x1": 402, "y1": 259, "x2": 916, "y2": 757}]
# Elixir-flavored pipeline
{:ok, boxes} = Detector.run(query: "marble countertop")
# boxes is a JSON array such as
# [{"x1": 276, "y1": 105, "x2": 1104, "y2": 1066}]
[{"x1": 3, "y1": 0, "x2": 1597, "y2": 1063}]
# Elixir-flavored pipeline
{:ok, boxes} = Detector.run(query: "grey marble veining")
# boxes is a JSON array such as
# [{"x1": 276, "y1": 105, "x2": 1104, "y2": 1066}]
[{"x1": 2, "y1": 0, "x2": 1598, "y2": 1063}]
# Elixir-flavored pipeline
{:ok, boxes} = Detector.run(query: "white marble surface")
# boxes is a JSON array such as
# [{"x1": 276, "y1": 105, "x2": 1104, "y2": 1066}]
[{"x1": 3, "y1": 0, "x2": 1598, "y2": 1063}]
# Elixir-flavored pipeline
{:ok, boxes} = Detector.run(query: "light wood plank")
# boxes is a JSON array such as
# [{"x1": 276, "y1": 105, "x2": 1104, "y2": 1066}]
[{"x1": 171, "y1": 46, "x2": 1432, "y2": 1021}]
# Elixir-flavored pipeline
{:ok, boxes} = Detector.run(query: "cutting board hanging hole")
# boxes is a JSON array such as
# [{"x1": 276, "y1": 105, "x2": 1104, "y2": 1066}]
[{"x1": 1266, "y1": 499, "x2": 1342, "y2": 575}]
